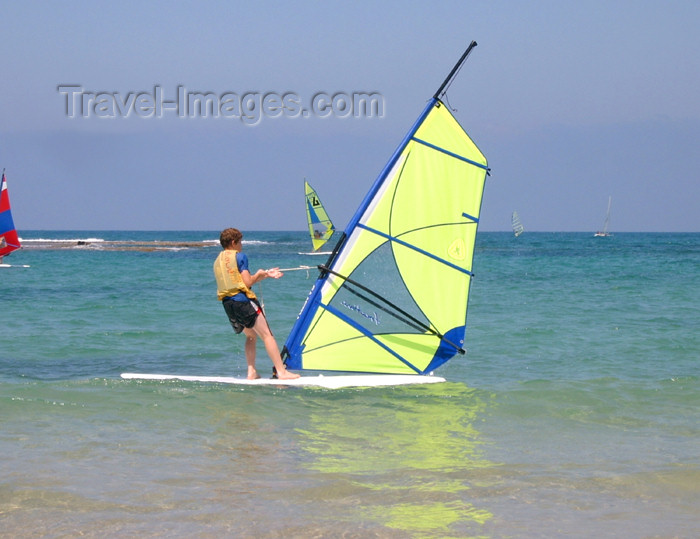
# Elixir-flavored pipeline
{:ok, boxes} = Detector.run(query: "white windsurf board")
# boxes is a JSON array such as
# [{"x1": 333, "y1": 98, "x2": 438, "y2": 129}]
[
  {"x1": 0, "y1": 263, "x2": 30, "y2": 268},
  {"x1": 121, "y1": 372, "x2": 446, "y2": 389}
]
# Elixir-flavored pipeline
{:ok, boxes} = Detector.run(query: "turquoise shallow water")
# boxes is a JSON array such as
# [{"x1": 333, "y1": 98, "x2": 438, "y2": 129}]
[{"x1": 1, "y1": 231, "x2": 698, "y2": 537}]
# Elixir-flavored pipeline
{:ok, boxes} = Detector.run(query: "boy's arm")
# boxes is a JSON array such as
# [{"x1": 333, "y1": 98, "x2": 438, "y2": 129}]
[{"x1": 241, "y1": 268, "x2": 282, "y2": 288}]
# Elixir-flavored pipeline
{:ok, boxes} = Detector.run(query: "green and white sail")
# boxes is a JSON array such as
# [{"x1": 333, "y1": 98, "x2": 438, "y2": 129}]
[
  {"x1": 305, "y1": 180, "x2": 335, "y2": 252},
  {"x1": 283, "y1": 42, "x2": 488, "y2": 375}
]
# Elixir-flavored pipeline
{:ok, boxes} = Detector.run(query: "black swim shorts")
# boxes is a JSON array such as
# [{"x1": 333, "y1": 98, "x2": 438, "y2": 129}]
[{"x1": 222, "y1": 298, "x2": 261, "y2": 334}]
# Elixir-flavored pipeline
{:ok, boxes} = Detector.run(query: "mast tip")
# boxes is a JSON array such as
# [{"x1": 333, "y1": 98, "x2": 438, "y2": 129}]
[{"x1": 433, "y1": 40, "x2": 479, "y2": 100}]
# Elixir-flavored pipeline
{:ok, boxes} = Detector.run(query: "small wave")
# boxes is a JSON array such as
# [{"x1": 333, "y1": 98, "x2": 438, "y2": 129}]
[
  {"x1": 20, "y1": 238, "x2": 217, "y2": 251},
  {"x1": 200, "y1": 240, "x2": 276, "y2": 246},
  {"x1": 202, "y1": 239, "x2": 272, "y2": 245},
  {"x1": 21, "y1": 237, "x2": 105, "y2": 243}
]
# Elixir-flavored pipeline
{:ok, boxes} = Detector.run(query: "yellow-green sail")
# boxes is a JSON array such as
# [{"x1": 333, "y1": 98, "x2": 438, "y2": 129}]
[
  {"x1": 305, "y1": 180, "x2": 335, "y2": 252},
  {"x1": 284, "y1": 42, "x2": 488, "y2": 375}
]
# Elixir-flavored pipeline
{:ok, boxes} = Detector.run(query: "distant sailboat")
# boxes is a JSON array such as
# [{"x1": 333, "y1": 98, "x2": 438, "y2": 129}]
[
  {"x1": 511, "y1": 211, "x2": 524, "y2": 237},
  {"x1": 594, "y1": 196, "x2": 612, "y2": 237},
  {"x1": 303, "y1": 180, "x2": 335, "y2": 254},
  {"x1": 0, "y1": 169, "x2": 29, "y2": 268}
]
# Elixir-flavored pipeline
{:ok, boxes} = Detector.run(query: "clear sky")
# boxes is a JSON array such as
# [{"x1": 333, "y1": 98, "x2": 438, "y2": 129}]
[{"x1": 1, "y1": 1, "x2": 698, "y2": 232}]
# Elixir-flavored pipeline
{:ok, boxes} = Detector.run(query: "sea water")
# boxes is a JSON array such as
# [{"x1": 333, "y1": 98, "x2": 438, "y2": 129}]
[{"x1": 1, "y1": 231, "x2": 698, "y2": 538}]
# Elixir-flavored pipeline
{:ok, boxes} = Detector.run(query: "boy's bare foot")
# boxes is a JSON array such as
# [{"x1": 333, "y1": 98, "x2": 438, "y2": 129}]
[
  {"x1": 247, "y1": 370, "x2": 261, "y2": 380},
  {"x1": 276, "y1": 369, "x2": 300, "y2": 380}
]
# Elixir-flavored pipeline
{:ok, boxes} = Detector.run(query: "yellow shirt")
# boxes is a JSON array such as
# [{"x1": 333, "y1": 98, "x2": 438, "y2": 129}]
[{"x1": 213, "y1": 250, "x2": 257, "y2": 301}]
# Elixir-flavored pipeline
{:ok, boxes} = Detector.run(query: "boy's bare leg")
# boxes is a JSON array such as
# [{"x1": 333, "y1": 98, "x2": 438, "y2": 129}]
[
  {"x1": 252, "y1": 315, "x2": 300, "y2": 379},
  {"x1": 242, "y1": 328, "x2": 260, "y2": 379}
]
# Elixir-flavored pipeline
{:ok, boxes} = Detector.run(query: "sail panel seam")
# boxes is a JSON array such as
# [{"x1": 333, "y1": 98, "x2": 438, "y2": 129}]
[
  {"x1": 357, "y1": 223, "x2": 473, "y2": 276},
  {"x1": 411, "y1": 136, "x2": 488, "y2": 170}
]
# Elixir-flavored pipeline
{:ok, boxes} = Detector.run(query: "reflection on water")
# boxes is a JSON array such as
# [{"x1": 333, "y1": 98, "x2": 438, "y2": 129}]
[
  {"x1": 1, "y1": 379, "x2": 498, "y2": 537},
  {"x1": 294, "y1": 382, "x2": 496, "y2": 536}
]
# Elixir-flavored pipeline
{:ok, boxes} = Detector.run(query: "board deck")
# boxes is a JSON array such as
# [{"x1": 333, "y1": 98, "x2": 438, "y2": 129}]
[
  {"x1": 120, "y1": 372, "x2": 446, "y2": 389},
  {"x1": 0, "y1": 264, "x2": 30, "y2": 268}
]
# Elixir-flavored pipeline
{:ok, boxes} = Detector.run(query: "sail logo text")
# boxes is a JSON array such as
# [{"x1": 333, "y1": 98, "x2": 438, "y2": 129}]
[
  {"x1": 341, "y1": 301, "x2": 380, "y2": 326},
  {"x1": 57, "y1": 85, "x2": 384, "y2": 125}
]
